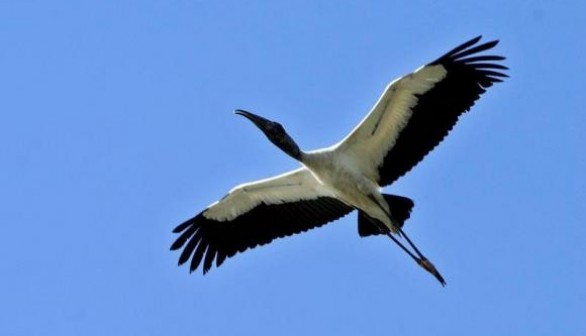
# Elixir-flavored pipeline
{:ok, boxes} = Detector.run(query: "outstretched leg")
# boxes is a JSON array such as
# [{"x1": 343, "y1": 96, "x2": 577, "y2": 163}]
[
  {"x1": 389, "y1": 228, "x2": 446, "y2": 286},
  {"x1": 362, "y1": 195, "x2": 446, "y2": 286}
]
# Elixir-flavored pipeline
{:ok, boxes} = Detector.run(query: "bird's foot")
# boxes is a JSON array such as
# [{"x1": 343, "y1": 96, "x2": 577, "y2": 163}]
[{"x1": 417, "y1": 258, "x2": 446, "y2": 286}]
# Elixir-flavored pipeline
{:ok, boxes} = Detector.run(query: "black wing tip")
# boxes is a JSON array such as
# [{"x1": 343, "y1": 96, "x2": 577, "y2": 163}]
[
  {"x1": 465, "y1": 35, "x2": 483, "y2": 44},
  {"x1": 430, "y1": 35, "x2": 508, "y2": 87},
  {"x1": 437, "y1": 35, "x2": 481, "y2": 60},
  {"x1": 431, "y1": 35, "x2": 505, "y2": 65},
  {"x1": 170, "y1": 215, "x2": 225, "y2": 275},
  {"x1": 170, "y1": 212, "x2": 213, "y2": 273},
  {"x1": 172, "y1": 218, "x2": 193, "y2": 233},
  {"x1": 188, "y1": 265, "x2": 210, "y2": 275},
  {"x1": 170, "y1": 216, "x2": 201, "y2": 251},
  {"x1": 170, "y1": 240, "x2": 183, "y2": 251}
]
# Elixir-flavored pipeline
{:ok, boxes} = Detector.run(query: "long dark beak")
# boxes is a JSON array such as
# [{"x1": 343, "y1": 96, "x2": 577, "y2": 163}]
[
  {"x1": 235, "y1": 109, "x2": 272, "y2": 129},
  {"x1": 235, "y1": 109, "x2": 302, "y2": 161}
]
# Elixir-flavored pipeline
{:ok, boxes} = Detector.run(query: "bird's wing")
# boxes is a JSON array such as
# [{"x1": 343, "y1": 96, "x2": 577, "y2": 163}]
[
  {"x1": 170, "y1": 167, "x2": 353, "y2": 274},
  {"x1": 335, "y1": 36, "x2": 508, "y2": 186}
]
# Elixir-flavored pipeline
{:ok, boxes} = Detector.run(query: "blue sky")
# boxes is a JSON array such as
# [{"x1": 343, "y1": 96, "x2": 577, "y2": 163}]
[{"x1": 1, "y1": 1, "x2": 585, "y2": 335}]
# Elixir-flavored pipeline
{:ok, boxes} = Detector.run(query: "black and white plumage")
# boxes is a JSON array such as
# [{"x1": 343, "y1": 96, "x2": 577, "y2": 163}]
[{"x1": 171, "y1": 36, "x2": 508, "y2": 285}]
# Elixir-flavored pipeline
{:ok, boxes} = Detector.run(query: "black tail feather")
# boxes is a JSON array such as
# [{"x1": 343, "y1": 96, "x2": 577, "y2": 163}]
[{"x1": 357, "y1": 194, "x2": 414, "y2": 237}]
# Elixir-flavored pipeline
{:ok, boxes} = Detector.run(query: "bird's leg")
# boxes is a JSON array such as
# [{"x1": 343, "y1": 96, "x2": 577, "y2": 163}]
[
  {"x1": 393, "y1": 227, "x2": 446, "y2": 286},
  {"x1": 366, "y1": 195, "x2": 446, "y2": 286},
  {"x1": 383, "y1": 229, "x2": 446, "y2": 286},
  {"x1": 384, "y1": 231, "x2": 420, "y2": 262}
]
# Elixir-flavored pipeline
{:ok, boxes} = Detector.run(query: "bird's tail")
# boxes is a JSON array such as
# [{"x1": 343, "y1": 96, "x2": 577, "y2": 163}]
[{"x1": 357, "y1": 194, "x2": 414, "y2": 237}]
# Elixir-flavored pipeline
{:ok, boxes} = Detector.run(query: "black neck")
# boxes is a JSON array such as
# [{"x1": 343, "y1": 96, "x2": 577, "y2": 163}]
[{"x1": 269, "y1": 132, "x2": 302, "y2": 161}]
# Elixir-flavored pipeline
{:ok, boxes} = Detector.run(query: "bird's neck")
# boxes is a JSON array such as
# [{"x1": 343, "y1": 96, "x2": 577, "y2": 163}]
[
  {"x1": 276, "y1": 138, "x2": 303, "y2": 161},
  {"x1": 270, "y1": 132, "x2": 303, "y2": 161}
]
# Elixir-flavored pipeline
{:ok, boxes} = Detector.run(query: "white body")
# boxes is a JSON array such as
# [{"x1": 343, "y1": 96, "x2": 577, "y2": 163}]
[{"x1": 171, "y1": 36, "x2": 507, "y2": 283}]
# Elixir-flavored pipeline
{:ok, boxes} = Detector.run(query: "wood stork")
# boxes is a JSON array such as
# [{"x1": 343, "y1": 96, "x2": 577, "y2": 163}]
[{"x1": 171, "y1": 36, "x2": 508, "y2": 285}]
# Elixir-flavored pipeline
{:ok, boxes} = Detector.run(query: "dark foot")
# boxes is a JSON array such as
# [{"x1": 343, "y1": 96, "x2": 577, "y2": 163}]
[{"x1": 417, "y1": 258, "x2": 446, "y2": 286}]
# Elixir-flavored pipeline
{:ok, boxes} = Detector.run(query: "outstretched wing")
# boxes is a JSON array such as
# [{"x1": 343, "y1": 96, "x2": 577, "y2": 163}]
[
  {"x1": 170, "y1": 168, "x2": 353, "y2": 274},
  {"x1": 336, "y1": 36, "x2": 508, "y2": 186}
]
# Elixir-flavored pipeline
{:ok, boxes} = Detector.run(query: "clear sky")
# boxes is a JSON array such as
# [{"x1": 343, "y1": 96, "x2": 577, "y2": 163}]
[{"x1": 1, "y1": 1, "x2": 584, "y2": 335}]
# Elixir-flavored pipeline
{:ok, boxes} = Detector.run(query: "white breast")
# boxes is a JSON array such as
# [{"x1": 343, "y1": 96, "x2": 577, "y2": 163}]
[{"x1": 301, "y1": 150, "x2": 391, "y2": 227}]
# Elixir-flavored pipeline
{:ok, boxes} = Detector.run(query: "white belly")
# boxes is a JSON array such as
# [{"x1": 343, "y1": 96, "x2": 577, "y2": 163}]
[{"x1": 302, "y1": 151, "x2": 393, "y2": 230}]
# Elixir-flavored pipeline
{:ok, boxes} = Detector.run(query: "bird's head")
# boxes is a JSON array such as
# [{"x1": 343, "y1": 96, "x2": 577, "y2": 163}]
[{"x1": 235, "y1": 109, "x2": 302, "y2": 161}]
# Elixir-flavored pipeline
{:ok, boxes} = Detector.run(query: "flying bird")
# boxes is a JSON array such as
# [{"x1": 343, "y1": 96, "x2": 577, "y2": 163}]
[{"x1": 170, "y1": 36, "x2": 508, "y2": 285}]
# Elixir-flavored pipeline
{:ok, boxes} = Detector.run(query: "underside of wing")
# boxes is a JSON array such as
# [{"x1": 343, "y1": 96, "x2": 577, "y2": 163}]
[
  {"x1": 170, "y1": 168, "x2": 353, "y2": 274},
  {"x1": 337, "y1": 36, "x2": 508, "y2": 186}
]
